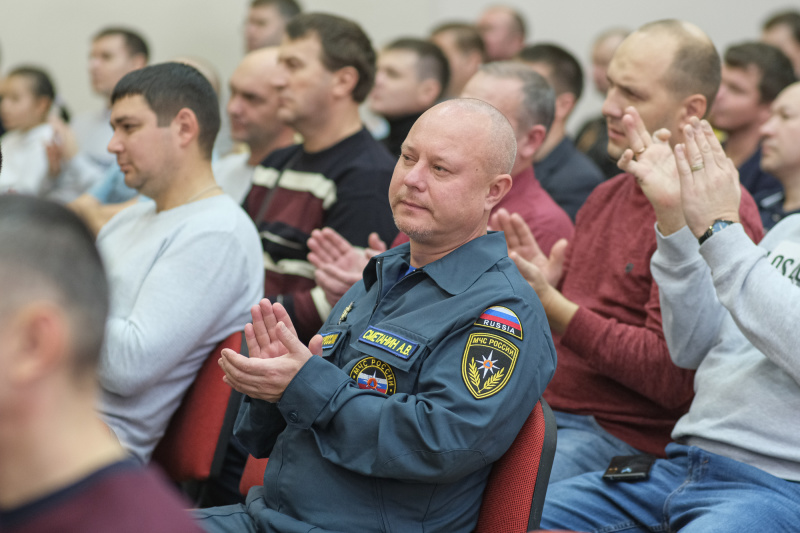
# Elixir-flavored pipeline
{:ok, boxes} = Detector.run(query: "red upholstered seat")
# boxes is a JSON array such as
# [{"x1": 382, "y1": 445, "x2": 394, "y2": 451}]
[{"x1": 475, "y1": 398, "x2": 557, "y2": 533}]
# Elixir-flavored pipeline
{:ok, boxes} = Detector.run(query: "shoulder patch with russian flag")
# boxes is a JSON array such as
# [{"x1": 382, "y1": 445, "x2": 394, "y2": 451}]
[{"x1": 474, "y1": 305, "x2": 523, "y2": 340}]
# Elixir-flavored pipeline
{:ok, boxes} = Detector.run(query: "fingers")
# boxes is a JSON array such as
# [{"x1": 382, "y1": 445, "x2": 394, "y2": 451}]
[
  {"x1": 249, "y1": 302, "x2": 272, "y2": 352},
  {"x1": 367, "y1": 232, "x2": 387, "y2": 253},
  {"x1": 510, "y1": 212, "x2": 543, "y2": 259},
  {"x1": 617, "y1": 148, "x2": 636, "y2": 174},
  {"x1": 699, "y1": 120, "x2": 728, "y2": 169},
  {"x1": 621, "y1": 106, "x2": 651, "y2": 155},
  {"x1": 271, "y1": 301, "x2": 298, "y2": 338},
  {"x1": 674, "y1": 144, "x2": 693, "y2": 187},
  {"x1": 275, "y1": 322, "x2": 308, "y2": 358},
  {"x1": 547, "y1": 239, "x2": 569, "y2": 286}
]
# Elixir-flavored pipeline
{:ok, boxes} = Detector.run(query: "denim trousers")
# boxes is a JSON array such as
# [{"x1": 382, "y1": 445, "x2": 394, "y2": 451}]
[
  {"x1": 541, "y1": 443, "x2": 800, "y2": 532},
  {"x1": 549, "y1": 411, "x2": 641, "y2": 484}
]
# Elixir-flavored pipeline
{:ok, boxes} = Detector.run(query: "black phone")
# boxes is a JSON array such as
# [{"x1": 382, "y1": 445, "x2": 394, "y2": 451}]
[{"x1": 601, "y1": 455, "x2": 656, "y2": 482}]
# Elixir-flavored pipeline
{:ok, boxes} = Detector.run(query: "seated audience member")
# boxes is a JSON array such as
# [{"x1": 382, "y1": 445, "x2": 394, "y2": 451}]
[
  {"x1": 710, "y1": 42, "x2": 795, "y2": 200},
  {"x1": 430, "y1": 22, "x2": 485, "y2": 98},
  {"x1": 368, "y1": 38, "x2": 449, "y2": 156},
  {"x1": 762, "y1": 9, "x2": 800, "y2": 77},
  {"x1": 0, "y1": 66, "x2": 58, "y2": 196},
  {"x1": 195, "y1": 98, "x2": 557, "y2": 533},
  {"x1": 758, "y1": 82, "x2": 800, "y2": 228},
  {"x1": 519, "y1": 43, "x2": 604, "y2": 220},
  {"x1": 215, "y1": 47, "x2": 295, "y2": 204},
  {"x1": 575, "y1": 27, "x2": 629, "y2": 179},
  {"x1": 477, "y1": 5, "x2": 526, "y2": 61},
  {"x1": 541, "y1": 114, "x2": 800, "y2": 533},
  {"x1": 47, "y1": 27, "x2": 148, "y2": 202},
  {"x1": 308, "y1": 62, "x2": 574, "y2": 308},
  {"x1": 244, "y1": 0, "x2": 302, "y2": 52},
  {"x1": 243, "y1": 13, "x2": 397, "y2": 344},
  {"x1": 0, "y1": 195, "x2": 202, "y2": 533},
  {"x1": 69, "y1": 56, "x2": 229, "y2": 235},
  {"x1": 492, "y1": 19, "x2": 764, "y2": 484},
  {"x1": 95, "y1": 62, "x2": 264, "y2": 463}
]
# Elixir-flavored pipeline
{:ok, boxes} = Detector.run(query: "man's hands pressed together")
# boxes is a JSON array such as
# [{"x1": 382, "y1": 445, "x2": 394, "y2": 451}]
[{"x1": 220, "y1": 299, "x2": 323, "y2": 403}]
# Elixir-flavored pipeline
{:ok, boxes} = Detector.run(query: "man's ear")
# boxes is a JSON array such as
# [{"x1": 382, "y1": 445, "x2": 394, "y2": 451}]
[
  {"x1": 486, "y1": 173, "x2": 513, "y2": 211},
  {"x1": 416, "y1": 78, "x2": 442, "y2": 108},
  {"x1": 518, "y1": 124, "x2": 547, "y2": 162},
  {"x1": 554, "y1": 91, "x2": 577, "y2": 122},
  {"x1": 172, "y1": 108, "x2": 200, "y2": 149},
  {"x1": 679, "y1": 94, "x2": 708, "y2": 124},
  {"x1": 331, "y1": 66, "x2": 360, "y2": 99},
  {"x1": 8, "y1": 303, "x2": 69, "y2": 387},
  {"x1": 131, "y1": 54, "x2": 148, "y2": 71}
]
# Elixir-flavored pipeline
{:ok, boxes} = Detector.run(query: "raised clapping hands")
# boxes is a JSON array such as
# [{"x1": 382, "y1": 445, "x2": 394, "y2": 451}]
[
  {"x1": 617, "y1": 107, "x2": 741, "y2": 237},
  {"x1": 307, "y1": 228, "x2": 386, "y2": 307},
  {"x1": 490, "y1": 207, "x2": 575, "y2": 333},
  {"x1": 616, "y1": 106, "x2": 687, "y2": 235},
  {"x1": 674, "y1": 118, "x2": 741, "y2": 238},
  {"x1": 219, "y1": 299, "x2": 323, "y2": 402}
]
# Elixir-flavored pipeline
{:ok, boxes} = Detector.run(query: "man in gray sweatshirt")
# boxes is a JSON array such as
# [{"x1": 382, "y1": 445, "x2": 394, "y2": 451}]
[{"x1": 541, "y1": 92, "x2": 799, "y2": 530}]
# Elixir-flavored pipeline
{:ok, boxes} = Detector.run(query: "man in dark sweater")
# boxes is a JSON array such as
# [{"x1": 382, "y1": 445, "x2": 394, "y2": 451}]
[
  {"x1": 368, "y1": 38, "x2": 449, "y2": 157},
  {"x1": 243, "y1": 13, "x2": 398, "y2": 343}
]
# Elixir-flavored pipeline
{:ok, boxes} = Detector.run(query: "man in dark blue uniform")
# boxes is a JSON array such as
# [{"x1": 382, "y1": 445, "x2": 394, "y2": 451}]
[{"x1": 196, "y1": 98, "x2": 557, "y2": 533}]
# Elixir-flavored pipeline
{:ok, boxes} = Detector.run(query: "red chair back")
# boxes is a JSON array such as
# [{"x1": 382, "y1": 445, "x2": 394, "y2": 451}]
[
  {"x1": 151, "y1": 331, "x2": 243, "y2": 482},
  {"x1": 475, "y1": 398, "x2": 557, "y2": 532},
  {"x1": 239, "y1": 455, "x2": 270, "y2": 496}
]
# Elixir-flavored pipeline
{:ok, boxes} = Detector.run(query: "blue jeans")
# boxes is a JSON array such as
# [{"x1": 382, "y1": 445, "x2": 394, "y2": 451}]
[
  {"x1": 549, "y1": 411, "x2": 640, "y2": 483},
  {"x1": 542, "y1": 443, "x2": 800, "y2": 532}
]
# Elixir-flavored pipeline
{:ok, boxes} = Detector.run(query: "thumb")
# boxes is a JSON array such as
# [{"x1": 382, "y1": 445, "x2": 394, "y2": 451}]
[
  {"x1": 275, "y1": 322, "x2": 306, "y2": 355},
  {"x1": 309, "y1": 334, "x2": 324, "y2": 357}
]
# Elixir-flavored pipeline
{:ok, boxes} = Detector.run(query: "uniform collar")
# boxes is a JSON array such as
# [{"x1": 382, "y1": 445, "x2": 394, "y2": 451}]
[{"x1": 363, "y1": 232, "x2": 508, "y2": 295}]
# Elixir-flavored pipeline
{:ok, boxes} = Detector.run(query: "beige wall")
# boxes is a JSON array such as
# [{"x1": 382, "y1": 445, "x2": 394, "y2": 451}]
[{"x1": 0, "y1": 0, "x2": 792, "y2": 131}]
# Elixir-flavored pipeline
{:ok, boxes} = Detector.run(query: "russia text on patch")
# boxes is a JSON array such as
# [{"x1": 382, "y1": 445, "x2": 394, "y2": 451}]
[
  {"x1": 474, "y1": 305, "x2": 523, "y2": 339},
  {"x1": 358, "y1": 326, "x2": 419, "y2": 360}
]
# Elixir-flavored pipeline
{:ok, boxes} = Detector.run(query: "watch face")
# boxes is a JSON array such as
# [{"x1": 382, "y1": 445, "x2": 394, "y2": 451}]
[{"x1": 712, "y1": 220, "x2": 732, "y2": 233}]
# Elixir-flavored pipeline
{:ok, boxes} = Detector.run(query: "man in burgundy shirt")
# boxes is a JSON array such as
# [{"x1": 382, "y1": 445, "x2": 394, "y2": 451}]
[
  {"x1": 493, "y1": 19, "x2": 765, "y2": 483},
  {"x1": 308, "y1": 61, "x2": 574, "y2": 310},
  {"x1": 0, "y1": 196, "x2": 200, "y2": 533}
]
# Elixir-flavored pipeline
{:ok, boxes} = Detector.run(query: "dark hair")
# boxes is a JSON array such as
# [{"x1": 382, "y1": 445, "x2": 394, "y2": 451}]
[
  {"x1": 431, "y1": 22, "x2": 487, "y2": 62},
  {"x1": 0, "y1": 196, "x2": 109, "y2": 377},
  {"x1": 518, "y1": 43, "x2": 584, "y2": 101},
  {"x1": 640, "y1": 19, "x2": 721, "y2": 114},
  {"x1": 94, "y1": 27, "x2": 150, "y2": 62},
  {"x1": 111, "y1": 62, "x2": 220, "y2": 158},
  {"x1": 286, "y1": 13, "x2": 376, "y2": 103},
  {"x1": 725, "y1": 42, "x2": 797, "y2": 103},
  {"x1": 6, "y1": 66, "x2": 68, "y2": 122},
  {"x1": 251, "y1": 0, "x2": 302, "y2": 20},
  {"x1": 763, "y1": 10, "x2": 800, "y2": 44},
  {"x1": 385, "y1": 38, "x2": 450, "y2": 101}
]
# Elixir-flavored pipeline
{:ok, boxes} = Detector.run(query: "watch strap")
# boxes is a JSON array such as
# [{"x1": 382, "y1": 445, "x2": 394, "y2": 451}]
[{"x1": 698, "y1": 219, "x2": 734, "y2": 245}]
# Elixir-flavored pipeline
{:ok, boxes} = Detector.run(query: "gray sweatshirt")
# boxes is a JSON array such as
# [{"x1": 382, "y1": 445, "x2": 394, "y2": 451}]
[
  {"x1": 651, "y1": 215, "x2": 800, "y2": 481},
  {"x1": 96, "y1": 195, "x2": 264, "y2": 462}
]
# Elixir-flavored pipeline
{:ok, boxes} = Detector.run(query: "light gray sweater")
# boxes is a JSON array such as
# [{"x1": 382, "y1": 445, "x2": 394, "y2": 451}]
[
  {"x1": 651, "y1": 215, "x2": 800, "y2": 481},
  {"x1": 96, "y1": 195, "x2": 264, "y2": 463}
]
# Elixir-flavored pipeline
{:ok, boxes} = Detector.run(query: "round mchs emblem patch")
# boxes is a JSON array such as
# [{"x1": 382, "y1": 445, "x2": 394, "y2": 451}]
[{"x1": 349, "y1": 357, "x2": 397, "y2": 395}]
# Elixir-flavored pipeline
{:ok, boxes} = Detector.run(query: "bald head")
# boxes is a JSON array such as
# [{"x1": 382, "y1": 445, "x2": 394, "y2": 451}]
[
  {"x1": 227, "y1": 46, "x2": 287, "y2": 150},
  {"x1": 432, "y1": 98, "x2": 517, "y2": 175},
  {"x1": 389, "y1": 98, "x2": 515, "y2": 257}
]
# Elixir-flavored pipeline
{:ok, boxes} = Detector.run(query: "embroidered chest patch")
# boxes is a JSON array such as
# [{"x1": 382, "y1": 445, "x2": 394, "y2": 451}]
[
  {"x1": 474, "y1": 306, "x2": 523, "y2": 340},
  {"x1": 321, "y1": 332, "x2": 342, "y2": 351},
  {"x1": 462, "y1": 333, "x2": 519, "y2": 400},
  {"x1": 358, "y1": 326, "x2": 419, "y2": 360},
  {"x1": 350, "y1": 357, "x2": 397, "y2": 395}
]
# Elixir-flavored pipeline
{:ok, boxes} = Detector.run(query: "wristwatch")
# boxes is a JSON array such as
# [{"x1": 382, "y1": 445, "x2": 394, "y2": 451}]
[{"x1": 698, "y1": 219, "x2": 734, "y2": 245}]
